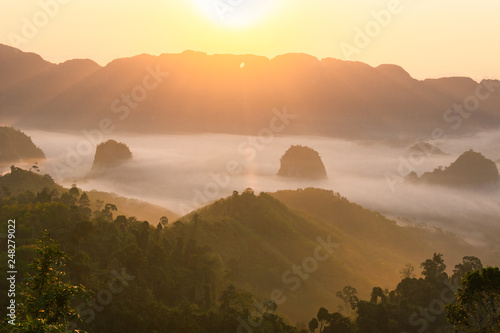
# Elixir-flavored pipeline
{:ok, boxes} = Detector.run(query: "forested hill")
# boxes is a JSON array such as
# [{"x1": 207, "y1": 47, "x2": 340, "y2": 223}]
[
  {"x1": 184, "y1": 188, "x2": 482, "y2": 322},
  {"x1": 0, "y1": 167, "x2": 177, "y2": 222},
  {"x1": 0, "y1": 169, "x2": 496, "y2": 331},
  {"x1": 2, "y1": 44, "x2": 500, "y2": 139},
  {"x1": 269, "y1": 188, "x2": 479, "y2": 267},
  {"x1": 0, "y1": 126, "x2": 45, "y2": 164}
]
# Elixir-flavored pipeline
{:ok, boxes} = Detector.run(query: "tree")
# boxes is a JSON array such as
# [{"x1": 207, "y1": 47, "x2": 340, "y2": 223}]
[
  {"x1": 61, "y1": 192, "x2": 76, "y2": 206},
  {"x1": 370, "y1": 287, "x2": 387, "y2": 304},
  {"x1": 243, "y1": 188, "x2": 254, "y2": 195},
  {"x1": 324, "y1": 312, "x2": 354, "y2": 333},
  {"x1": 36, "y1": 187, "x2": 52, "y2": 203},
  {"x1": 114, "y1": 215, "x2": 128, "y2": 225},
  {"x1": 29, "y1": 162, "x2": 40, "y2": 173},
  {"x1": 310, "y1": 307, "x2": 354, "y2": 333},
  {"x1": 399, "y1": 263, "x2": 416, "y2": 279},
  {"x1": 7, "y1": 232, "x2": 91, "y2": 332},
  {"x1": 356, "y1": 301, "x2": 387, "y2": 333},
  {"x1": 218, "y1": 285, "x2": 253, "y2": 316},
  {"x1": 336, "y1": 286, "x2": 359, "y2": 316},
  {"x1": 452, "y1": 256, "x2": 483, "y2": 284},
  {"x1": 78, "y1": 193, "x2": 90, "y2": 209},
  {"x1": 159, "y1": 216, "x2": 169, "y2": 227},
  {"x1": 101, "y1": 203, "x2": 118, "y2": 221},
  {"x1": 309, "y1": 318, "x2": 319, "y2": 332},
  {"x1": 262, "y1": 299, "x2": 278, "y2": 313},
  {"x1": 95, "y1": 199, "x2": 104, "y2": 211},
  {"x1": 317, "y1": 307, "x2": 330, "y2": 332},
  {"x1": 446, "y1": 267, "x2": 500, "y2": 333},
  {"x1": 421, "y1": 253, "x2": 448, "y2": 282},
  {"x1": 69, "y1": 185, "x2": 80, "y2": 199}
]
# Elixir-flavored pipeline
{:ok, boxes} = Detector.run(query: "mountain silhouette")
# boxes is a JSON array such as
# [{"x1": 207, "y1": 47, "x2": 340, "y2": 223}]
[
  {"x1": 407, "y1": 150, "x2": 500, "y2": 188},
  {"x1": 1, "y1": 44, "x2": 500, "y2": 139},
  {"x1": 277, "y1": 145, "x2": 327, "y2": 179},
  {"x1": 0, "y1": 126, "x2": 45, "y2": 164},
  {"x1": 90, "y1": 139, "x2": 132, "y2": 171},
  {"x1": 182, "y1": 187, "x2": 474, "y2": 322}
]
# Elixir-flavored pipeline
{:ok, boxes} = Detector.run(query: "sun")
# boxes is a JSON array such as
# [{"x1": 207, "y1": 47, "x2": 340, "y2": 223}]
[{"x1": 192, "y1": 0, "x2": 275, "y2": 28}]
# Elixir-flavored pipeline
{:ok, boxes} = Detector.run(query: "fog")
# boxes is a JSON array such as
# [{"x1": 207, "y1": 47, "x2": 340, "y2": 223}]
[{"x1": 20, "y1": 129, "x2": 500, "y2": 248}]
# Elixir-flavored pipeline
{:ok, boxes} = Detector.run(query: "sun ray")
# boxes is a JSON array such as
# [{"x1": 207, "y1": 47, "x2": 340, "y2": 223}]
[{"x1": 191, "y1": 0, "x2": 276, "y2": 29}]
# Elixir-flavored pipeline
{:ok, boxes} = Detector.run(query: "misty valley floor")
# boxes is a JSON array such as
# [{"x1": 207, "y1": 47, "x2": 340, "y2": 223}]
[{"x1": 13, "y1": 129, "x2": 500, "y2": 255}]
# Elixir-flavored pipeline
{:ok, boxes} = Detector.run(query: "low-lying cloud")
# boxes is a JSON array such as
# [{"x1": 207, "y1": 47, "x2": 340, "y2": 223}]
[{"x1": 19, "y1": 129, "x2": 500, "y2": 251}]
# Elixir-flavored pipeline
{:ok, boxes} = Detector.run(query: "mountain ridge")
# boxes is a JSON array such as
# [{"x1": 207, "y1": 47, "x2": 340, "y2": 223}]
[
  {"x1": 1, "y1": 44, "x2": 499, "y2": 140},
  {"x1": 180, "y1": 187, "x2": 486, "y2": 322},
  {"x1": 407, "y1": 150, "x2": 500, "y2": 188}
]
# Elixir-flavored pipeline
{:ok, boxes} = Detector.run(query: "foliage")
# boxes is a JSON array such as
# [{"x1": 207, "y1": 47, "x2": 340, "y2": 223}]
[
  {"x1": 308, "y1": 307, "x2": 353, "y2": 333},
  {"x1": 1, "y1": 170, "x2": 498, "y2": 332},
  {"x1": 335, "y1": 286, "x2": 359, "y2": 316},
  {"x1": 446, "y1": 267, "x2": 500, "y2": 332},
  {"x1": 3, "y1": 232, "x2": 90, "y2": 332},
  {"x1": 309, "y1": 256, "x2": 497, "y2": 333},
  {"x1": 0, "y1": 169, "x2": 297, "y2": 332}
]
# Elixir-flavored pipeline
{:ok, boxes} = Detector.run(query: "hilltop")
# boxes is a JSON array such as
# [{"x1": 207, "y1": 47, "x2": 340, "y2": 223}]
[
  {"x1": 180, "y1": 188, "x2": 480, "y2": 322},
  {"x1": 0, "y1": 126, "x2": 45, "y2": 164},
  {"x1": 0, "y1": 167, "x2": 177, "y2": 222},
  {"x1": 277, "y1": 145, "x2": 327, "y2": 179},
  {"x1": 89, "y1": 140, "x2": 132, "y2": 175},
  {"x1": 407, "y1": 150, "x2": 500, "y2": 188}
]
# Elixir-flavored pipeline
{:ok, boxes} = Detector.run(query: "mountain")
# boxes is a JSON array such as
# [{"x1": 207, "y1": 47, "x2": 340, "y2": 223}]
[
  {"x1": 0, "y1": 44, "x2": 100, "y2": 126},
  {"x1": 0, "y1": 167, "x2": 493, "y2": 324},
  {"x1": 0, "y1": 167, "x2": 177, "y2": 222},
  {"x1": 407, "y1": 150, "x2": 500, "y2": 188},
  {"x1": 2, "y1": 44, "x2": 499, "y2": 139},
  {"x1": 181, "y1": 188, "x2": 481, "y2": 322},
  {"x1": 0, "y1": 126, "x2": 45, "y2": 164},
  {"x1": 277, "y1": 145, "x2": 327, "y2": 179},
  {"x1": 409, "y1": 141, "x2": 447, "y2": 156},
  {"x1": 90, "y1": 139, "x2": 132, "y2": 171}
]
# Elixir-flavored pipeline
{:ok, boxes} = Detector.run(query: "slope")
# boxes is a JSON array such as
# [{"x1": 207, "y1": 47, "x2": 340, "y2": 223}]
[
  {"x1": 2, "y1": 44, "x2": 500, "y2": 140},
  {"x1": 0, "y1": 126, "x2": 45, "y2": 164},
  {"x1": 0, "y1": 167, "x2": 178, "y2": 223},
  {"x1": 179, "y1": 188, "x2": 477, "y2": 323}
]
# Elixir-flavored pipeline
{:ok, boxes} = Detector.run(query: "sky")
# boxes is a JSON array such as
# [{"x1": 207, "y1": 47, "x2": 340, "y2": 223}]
[{"x1": 1, "y1": 0, "x2": 499, "y2": 80}]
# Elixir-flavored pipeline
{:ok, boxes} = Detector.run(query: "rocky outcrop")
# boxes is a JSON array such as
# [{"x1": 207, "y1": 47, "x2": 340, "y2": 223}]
[
  {"x1": 407, "y1": 150, "x2": 499, "y2": 188},
  {"x1": 277, "y1": 145, "x2": 327, "y2": 179},
  {"x1": 91, "y1": 140, "x2": 132, "y2": 171}
]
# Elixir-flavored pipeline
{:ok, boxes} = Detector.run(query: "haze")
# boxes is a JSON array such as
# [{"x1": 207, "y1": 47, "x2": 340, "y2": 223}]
[
  {"x1": 1, "y1": 1, "x2": 500, "y2": 80},
  {"x1": 1, "y1": 1, "x2": 500, "y2": 330},
  {"x1": 20, "y1": 129, "x2": 500, "y2": 252}
]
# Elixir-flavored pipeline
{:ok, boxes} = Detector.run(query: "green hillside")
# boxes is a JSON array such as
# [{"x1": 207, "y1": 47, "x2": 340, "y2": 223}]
[
  {"x1": 0, "y1": 167, "x2": 177, "y2": 222},
  {"x1": 180, "y1": 188, "x2": 478, "y2": 322},
  {"x1": 186, "y1": 189, "x2": 354, "y2": 322},
  {"x1": 0, "y1": 171, "x2": 496, "y2": 332},
  {"x1": 0, "y1": 126, "x2": 45, "y2": 164},
  {"x1": 270, "y1": 188, "x2": 478, "y2": 269}
]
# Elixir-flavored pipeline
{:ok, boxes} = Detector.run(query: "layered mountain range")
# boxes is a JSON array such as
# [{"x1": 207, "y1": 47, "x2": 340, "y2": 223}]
[
  {"x1": 2, "y1": 44, "x2": 499, "y2": 139},
  {"x1": 0, "y1": 168, "x2": 485, "y2": 322}
]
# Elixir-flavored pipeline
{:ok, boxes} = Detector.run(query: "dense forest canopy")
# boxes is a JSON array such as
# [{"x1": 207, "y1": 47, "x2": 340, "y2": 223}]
[{"x1": 1, "y1": 168, "x2": 498, "y2": 332}]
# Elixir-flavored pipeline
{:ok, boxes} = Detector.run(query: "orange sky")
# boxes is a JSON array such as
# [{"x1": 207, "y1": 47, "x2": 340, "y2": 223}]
[{"x1": 1, "y1": 0, "x2": 499, "y2": 80}]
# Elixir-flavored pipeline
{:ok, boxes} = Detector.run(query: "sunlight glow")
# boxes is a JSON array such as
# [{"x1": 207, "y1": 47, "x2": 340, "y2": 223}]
[{"x1": 192, "y1": 0, "x2": 275, "y2": 28}]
